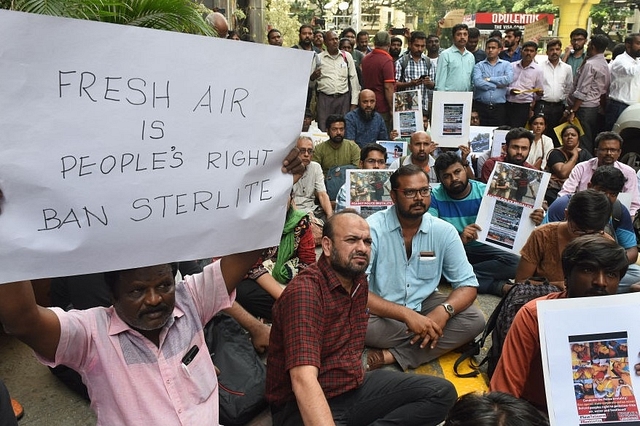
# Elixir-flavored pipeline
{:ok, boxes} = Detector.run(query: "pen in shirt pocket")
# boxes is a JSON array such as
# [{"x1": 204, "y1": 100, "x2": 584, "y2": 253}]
[{"x1": 182, "y1": 345, "x2": 199, "y2": 366}]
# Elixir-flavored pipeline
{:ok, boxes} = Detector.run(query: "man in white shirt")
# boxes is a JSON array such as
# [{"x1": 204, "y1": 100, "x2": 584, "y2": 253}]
[
  {"x1": 533, "y1": 39, "x2": 573, "y2": 146},
  {"x1": 605, "y1": 33, "x2": 640, "y2": 130}
]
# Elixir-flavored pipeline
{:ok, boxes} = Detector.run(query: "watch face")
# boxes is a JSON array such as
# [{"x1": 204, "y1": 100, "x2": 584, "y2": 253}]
[{"x1": 443, "y1": 303, "x2": 454, "y2": 315}]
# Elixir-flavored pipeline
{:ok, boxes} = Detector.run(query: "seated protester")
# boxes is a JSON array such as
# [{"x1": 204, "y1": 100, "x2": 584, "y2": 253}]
[
  {"x1": 515, "y1": 189, "x2": 612, "y2": 289},
  {"x1": 491, "y1": 235, "x2": 629, "y2": 413},
  {"x1": 345, "y1": 89, "x2": 397, "y2": 148},
  {"x1": 544, "y1": 166, "x2": 640, "y2": 292},
  {"x1": 389, "y1": 131, "x2": 444, "y2": 183},
  {"x1": 266, "y1": 210, "x2": 457, "y2": 425},
  {"x1": 292, "y1": 135, "x2": 333, "y2": 221},
  {"x1": 544, "y1": 124, "x2": 592, "y2": 204},
  {"x1": 236, "y1": 197, "x2": 316, "y2": 320},
  {"x1": 481, "y1": 128, "x2": 535, "y2": 184},
  {"x1": 49, "y1": 262, "x2": 273, "y2": 400},
  {"x1": 443, "y1": 391, "x2": 550, "y2": 426},
  {"x1": 311, "y1": 114, "x2": 360, "y2": 178},
  {"x1": 364, "y1": 165, "x2": 485, "y2": 371},
  {"x1": 430, "y1": 152, "x2": 543, "y2": 296},
  {"x1": 559, "y1": 131, "x2": 640, "y2": 215},
  {"x1": 336, "y1": 143, "x2": 388, "y2": 213}
]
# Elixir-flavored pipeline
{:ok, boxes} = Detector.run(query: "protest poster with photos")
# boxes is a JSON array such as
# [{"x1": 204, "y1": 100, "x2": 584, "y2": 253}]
[
  {"x1": 476, "y1": 162, "x2": 550, "y2": 254},
  {"x1": 345, "y1": 169, "x2": 394, "y2": 218},
  {"x1": 393, "y1": 90, "x2": 424, "y2": 139},
  {"x1": 378, "y1": 141, "x2": 408, "y2": 166},
  {"x1": 492, "y1": 129, "x2": 509, "y2": 157},
  {"x1": 430, "y1": 91, "x2": 473, "y2": 148},
  {"x1": 538, "y1": 293, "x2": 640, "y2": 425},
  {"x1": 469, "y1": 126, "x2": 497, "y2": 154}
]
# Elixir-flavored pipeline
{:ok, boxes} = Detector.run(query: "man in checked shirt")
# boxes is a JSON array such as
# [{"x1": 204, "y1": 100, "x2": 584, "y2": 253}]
[{"x1": 266, "y1": 210, "x2": 456, "y2": 425}]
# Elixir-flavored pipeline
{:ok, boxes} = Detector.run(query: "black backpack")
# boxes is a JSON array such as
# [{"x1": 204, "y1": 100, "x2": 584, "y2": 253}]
[
  {"x1": 204, "y1": 314, "x2": 268, "y2": 425},
  {"x1": 454, "y1": 279, "x2": 562, "y2": 379}
]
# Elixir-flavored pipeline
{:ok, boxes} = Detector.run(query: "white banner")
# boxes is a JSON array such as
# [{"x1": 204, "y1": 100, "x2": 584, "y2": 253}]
[{"x1": 0, "y1": 10, "x2": 312, "y2": 283}]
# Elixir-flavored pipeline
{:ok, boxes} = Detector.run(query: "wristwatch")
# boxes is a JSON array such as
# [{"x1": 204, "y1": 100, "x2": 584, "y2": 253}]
[{"x1": 441, "y1": 303, "x2": 455, "y2": 318}]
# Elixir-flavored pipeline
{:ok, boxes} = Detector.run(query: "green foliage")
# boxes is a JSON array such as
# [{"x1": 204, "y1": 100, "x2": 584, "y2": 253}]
[
  {"x1": 6, "y1": 0, "x2": 215, "y2": 35},
  {"x1": 265, "y1": 0, "x2": 302, "y2": 45}
]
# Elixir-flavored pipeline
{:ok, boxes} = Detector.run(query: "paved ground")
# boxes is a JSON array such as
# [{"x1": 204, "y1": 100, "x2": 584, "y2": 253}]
[{"x1": 0, "y1": 285, "x2": 499, "y2": 425}]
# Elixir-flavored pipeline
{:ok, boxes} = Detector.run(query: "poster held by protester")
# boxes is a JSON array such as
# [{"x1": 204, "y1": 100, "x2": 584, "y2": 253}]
[{"x1": 0, "y1": 10, "x2": 311, "y2": 283}]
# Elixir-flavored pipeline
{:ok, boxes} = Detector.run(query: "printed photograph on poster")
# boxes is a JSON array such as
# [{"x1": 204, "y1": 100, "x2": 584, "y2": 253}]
[
  {"x1": 378, "y1": 141, "x2": 408, "y2": 166},
  {"x1": 538, "y1": 293, "x2": 640, "y2": 425},
  {"x1": 469, "y1": 126, "x2": 497, "y2": 154},
  {"x1": 345, "y1": 169, "x2": 394, "y2": 218},
  {"x1": 475, "y1": 162, "x2": 550, "y2": 253},
  {"x1": 393, "y1": 90, "x2": 424, "y2": 139},
  {"x1": 431, "y1": 91, "x2": 473, "y2": 147}
]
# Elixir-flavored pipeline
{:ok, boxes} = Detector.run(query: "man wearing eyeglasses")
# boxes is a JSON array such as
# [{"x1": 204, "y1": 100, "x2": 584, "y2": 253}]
[
  {"x1": 363, "y1": 164, "x2": 485, "y2": 371},
  {"x1": 559, "y1": 131, "x2": 640, "y2": 215},
  {"x1": 292, "y1": 136, "x2": 333, "y2": 221}
]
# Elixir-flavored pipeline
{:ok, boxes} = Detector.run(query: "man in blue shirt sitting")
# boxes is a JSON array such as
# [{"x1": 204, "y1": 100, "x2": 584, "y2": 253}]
[
  {"x1": 345, "y1": 89, "x2": 395, "y2": 148},
  {"x1": 364, "y1": 164, "x2": 485, "y2": 371}
]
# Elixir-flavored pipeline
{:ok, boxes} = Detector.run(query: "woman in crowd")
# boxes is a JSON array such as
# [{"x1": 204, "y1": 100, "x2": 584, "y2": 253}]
[
  {"x1": 526, "y1": 115, "x2": 554, "y2": 171},
  {"x1": 544, "y1": 124, "x2": 592, "y2": 204},
  {"x1": 235, "y1": 195, "x2": 316, "y2": 320}
]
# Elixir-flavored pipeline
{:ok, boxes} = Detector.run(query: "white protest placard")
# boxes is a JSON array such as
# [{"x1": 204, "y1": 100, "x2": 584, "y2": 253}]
[
  {"x1": 469, "y1": 125, "x2": 497, "y2": 154},
  {"x1": 476, "y1": 162, "x2": 550, "y2": 254},
  {"x1": 393, "y1": 90, "x2": 424, "y2": 139},
  {"x1": 0, "y1": 10, "x2": 312, "y2": 283},
  {"x1": 431, "y1": 91, "x2": 473, "y2": 148},
  {"x1": 538, "y1": 293, "x2": 640, "y2": 425},
  {"x1": 378, "y1": 141, "x2": 408, "y2": 166}
]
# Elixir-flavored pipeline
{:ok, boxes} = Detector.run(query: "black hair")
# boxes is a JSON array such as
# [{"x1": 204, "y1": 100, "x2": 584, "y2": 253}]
[
  {"x1": 340, "y1": 27, "x2": 356, "y2": 38},
  {"x1": 325, "y1": 114, "x2": 345, "y2": 130},
  {"x1": 561, "y1": 124, "x2": 580, "y2": 138},
  {"x1": 625, "y1": 33, "x2": 640, "y2": 45},
  {"x1": 566, "y1": 189, "x2": 611, "y2": 232},
  {"x1": 434, "y1": 151, "x2": 465, "y2": 179},
  {"x1": 360, "y1": 143, "x2": 388, "y2": 162},
  {"x1": 590, "y1": 165, "x2": 626, "y2": 193},
  {"x1": 427, "y1": 34, "x2": 439, "y2": 42},
  {"x1": 267, "y1": 28, "x2": 281, "y2": 38},
  {"x1": 486, "y1": 37, "x2": 502, "y2": 48},
  {"x1": 452, "y1": 23, "x2": 468, "y2": 37},
  {"x1": 390, "y1": 164, "x2": 429, "y2": 190},
  {"x1": 546, "y1": 38, "x2": 562, "y2": 49},
  {"x1": 504, "y1": 28, "x2": 522, "y2": 39},
  {"x1": 505, "y1": 127, "x2": 533, "y2": 147},
  {"x1": 590, "y1": 34, "x2": 609, "y2": 53},
  {"x1": 410, "y1": 31, "x2": 427, "y2": 43},
  {"x1": 104, "y1": 264, "x2": 174, "y2": 297},
  {"x1": 528, "y1": 114, "x2": 546, "y2": 127},
  {"x1": 489, "y1": 29, "x2": 502, "y2": 39},
  {"x1": 443, "y1": 392, "x2": 549, "y2": 426},
  {"x1": 595, "y1": 131, "x2": 623, "y2": 149},
  {"x1": 299, "y1": 24, "x2": 313, "y2": 34},
  {"x1": 522, "y1": 41, "x2": 538, "y2": 50},
  {"x1": 570, "y1": 28, "x2": 588, "y2": 39},
  {"x1": 322, "y1": 209, "x2": 361, "y2": 240},
  {"x1": 467, "y1": 27, "x2": 480, "y2": 38},
  {"x1": 562, "y1": 235, "x2": 628, "y2": 281},
  {"x1": 611, "y1": 43, "x2": 626, "y2": 60},
  {"x1": 390, "y1": 36, "x2": 403, "y2": 44},
  {"x1": 357, "y1": 30, "x2": 369, "y2": 38}
]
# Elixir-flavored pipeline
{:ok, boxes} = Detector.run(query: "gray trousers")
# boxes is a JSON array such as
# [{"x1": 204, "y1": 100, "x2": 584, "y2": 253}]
[{"x1": 365, "y1": 291, "x2": 485, "y2": 370}]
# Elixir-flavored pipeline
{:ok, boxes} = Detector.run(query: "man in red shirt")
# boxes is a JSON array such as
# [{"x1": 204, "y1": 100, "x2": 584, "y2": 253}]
[
  {"x1": 266, "y1": 210, "x2": 456, "y2": 425},
  {"x1": 481, "y1": 127, "x2": 535, "y2": 183},
  {"x1": 361, "y1": 31, "x2": 396, "y2": 134}
]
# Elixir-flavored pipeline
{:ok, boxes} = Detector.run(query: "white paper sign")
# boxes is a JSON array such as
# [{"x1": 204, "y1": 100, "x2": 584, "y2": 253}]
[
  {"x1": 476, "y1": 162, "x2": 550, "y2": 254},
  {"x1": 0, "y1": 10, "x2": 312, "y2": 283},
  {"x1": 539, "y1": 293, "x2": 640, "y2": 425},
  {"x1": 431, "y1": 91, "x2": 473, "y2": 148},
  {"x1": 393, "y1": 90, "x2": 424, "y2": 139}
]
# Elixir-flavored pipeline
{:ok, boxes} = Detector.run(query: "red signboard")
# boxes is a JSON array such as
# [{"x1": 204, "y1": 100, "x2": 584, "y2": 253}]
[{"x1": 473, "y1": 12, "x2": 555, "y2": 30}]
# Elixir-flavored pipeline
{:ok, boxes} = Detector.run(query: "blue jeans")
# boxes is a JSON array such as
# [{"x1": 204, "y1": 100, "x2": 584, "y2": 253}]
[
  {"x1": 465, "y1": 243, "x2": 520, "y2": 296},
  {"x1": 271, "y1": 369, "x2": 457, "y2": 426}
]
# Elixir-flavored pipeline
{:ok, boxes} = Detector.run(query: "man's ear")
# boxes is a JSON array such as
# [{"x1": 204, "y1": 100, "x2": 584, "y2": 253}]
[{"x1": 321, "y1": 236, "x2": 332, "y2": 257}]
